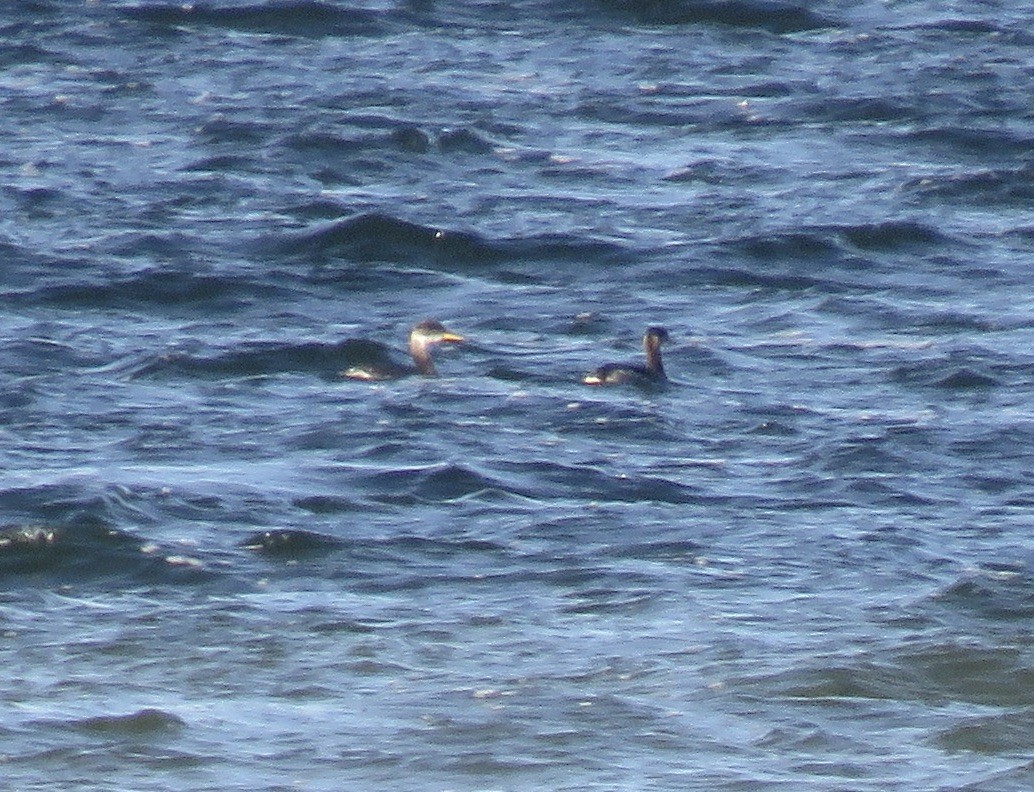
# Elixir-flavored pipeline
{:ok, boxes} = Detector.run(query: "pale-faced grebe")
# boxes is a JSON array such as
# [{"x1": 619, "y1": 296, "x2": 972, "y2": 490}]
[{"x1": 343, "y1": 320, "x2": 464, "y2": 380}]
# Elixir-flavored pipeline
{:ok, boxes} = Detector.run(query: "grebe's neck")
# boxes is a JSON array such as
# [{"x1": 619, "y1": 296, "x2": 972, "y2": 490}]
[
  {"x1": 644, "y1": 333, "x2": 665, "y2": 377},
  {"x1": 409, "y1": 333, "x2": 437, "y2": 376}
]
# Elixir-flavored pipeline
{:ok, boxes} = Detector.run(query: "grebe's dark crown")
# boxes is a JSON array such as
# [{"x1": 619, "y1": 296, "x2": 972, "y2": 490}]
[
  {"x1": 411, "y1": 320, "x2": 464, "y2": 343},
  {"x1": 645, "y1": 326, "x2": 669, "y2": 342}
]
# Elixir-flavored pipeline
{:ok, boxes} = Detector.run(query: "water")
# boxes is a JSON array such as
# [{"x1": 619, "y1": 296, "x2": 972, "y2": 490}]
[{"x1": 2, "y1": 1, "x2": 1033, "y2": 789}]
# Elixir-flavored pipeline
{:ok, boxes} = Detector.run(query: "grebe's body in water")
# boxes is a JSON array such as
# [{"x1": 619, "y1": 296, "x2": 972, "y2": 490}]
[
  {"x1": 583, "y1": 326, "x2": 669, "y2": 387},
  {"x1": 342, "y1": 320, "x2": 464, "y2": 381}
]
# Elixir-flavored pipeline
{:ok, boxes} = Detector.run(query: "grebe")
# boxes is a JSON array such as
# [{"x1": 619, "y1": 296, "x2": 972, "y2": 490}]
[
  {"x1": 342, "y1": 320, "x2": 464, "y2": 381},
  {"x1": 583, "y1": 326, "x2": 669, "y2": 386}
]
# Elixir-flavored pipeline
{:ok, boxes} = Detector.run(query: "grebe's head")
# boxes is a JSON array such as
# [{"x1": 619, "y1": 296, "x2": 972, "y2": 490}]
[
  {"x1": 645, "y1": 326, "x2": 670, "y2": 345},
  {"x1": 411, "y1": 320, "x2": 464, "y2": 346}
]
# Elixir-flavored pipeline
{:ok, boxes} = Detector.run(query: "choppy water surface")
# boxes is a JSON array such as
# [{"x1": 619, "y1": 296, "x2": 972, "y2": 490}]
[{"x1": 2, "y1": 1, "x2": 1033, "y2": 790}]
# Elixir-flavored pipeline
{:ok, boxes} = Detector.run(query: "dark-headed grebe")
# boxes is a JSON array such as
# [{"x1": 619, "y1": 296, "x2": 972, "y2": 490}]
[{"x1": 583, "y1": 326, "x2": 669, "y2": 386}]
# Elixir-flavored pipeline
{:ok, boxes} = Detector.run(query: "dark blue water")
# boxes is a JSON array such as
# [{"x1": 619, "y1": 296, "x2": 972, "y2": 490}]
[{"x1": 3, "y1": 1, "x2": 1034, "y2": 789}]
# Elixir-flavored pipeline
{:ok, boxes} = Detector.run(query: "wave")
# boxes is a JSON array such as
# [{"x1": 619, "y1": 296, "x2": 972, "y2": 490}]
[
  {"x1": 0, "y1": 521, "x2": 214, "y2": 585},
  {"x1": 274, "y1": 211, "x2": 628, "y2": 268},
  {"x1": 890, "y1": 356, "x2": 1001, "y2": 390},
  {"x1": 2, "y1": 336, "x2": 106, "y2": 377},
  {"x1": 799, "y1": 95, "x2": 920, "y2": 125},
  {"x1": 938, "y1": 710, "x2": 1034, "y2": 755},
  {"x1": 13, "y1": 268, "x2": 281, "y2": 312},
  {"x1": 903, "y1": 164, "x2": 1034, "y2": 206},
  {"x1": 359, "y1": 463, "x2": 534, "y2": 505},
  {"x1": 890, "y1": 17, "x2": 1004, "y2": 36},
  {"x1": 602, "y1": 538, "x2": 702, "y2": 562},
  {"x1": 734, "y1": 230, "x2": 841, "y2": 261},
  {"x1": 278, "y1": 212, "x2": 495, "y2": 263},
  {"x1": 734, "y1": 221, "x2": 945, "y2": 259},
  {"x1": 347, "y1": 458, "x2": 710, "y2": 506},
  {"x1": 193, "y1": 115, "x2": 277, "y2": 146},
  {"x1": 591, "y1": 0, "x2": 834, "y2": 33},
  {"x1": 0, "y1": 43, "x2": 57, "y2": 68},
  {"x1": 696, "y1": 220, "x2": 949, "y2": 292},
  {"x1": 241, "y1": 529, "x2": 508, "y2": 559},
  {"x1": 67, "y1": 708, "x2": 186, "y2": 736},
  {"x1": 280, "y1": 125, "x2": 495, "y2": 159},
  {"x1": 677, "y1": 264, "x2": 831, "y2": 292},
  {"x1": 238, "y1": 528, "x2": 343, "y2": 556},
  {"x1": 0, "y1": 241, "x2": 82, "y2": 290},
  {"x1": 495, "y1": 459, "x2": 712, "y2": 505},
  {"x1": 238, "y1": 528, "x2": 513, "y2": 590},
  {"x1": 837, "y1": 220, "x2": 945, "y2": 251},
  {"x1": 122, "y1": 1, "x2": 396, "y2": 37},
  {"x1": 121, "y1": 0, "x2": 835, "y2": 36},
  {"x1": 130, "y1": 338, "x2": 397, "y2": 381},
  {"x1": 901, "y1": 125, "x2": 1034, "y2": 158},
  {"x1": 935, "y1": 565, "x2": 1034, "y2": 622}
]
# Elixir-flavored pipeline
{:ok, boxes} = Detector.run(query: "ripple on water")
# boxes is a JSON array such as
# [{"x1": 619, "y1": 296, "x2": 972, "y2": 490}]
[
  {"x1": 130, "y1": 339, "x2": 401, "y2": 383},
  {"x1": 122, "y1": 1, "x2": 394, "y2": 37},
  {"x1": 67, "y1": 708, "x2": 186, "y2": 736},
  {"x1": 0, "y1": 521, "x2": 213, "y2": 586},
  {"x1": 272, "y1": 211, "x2": 628, "y2": 273}
]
